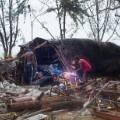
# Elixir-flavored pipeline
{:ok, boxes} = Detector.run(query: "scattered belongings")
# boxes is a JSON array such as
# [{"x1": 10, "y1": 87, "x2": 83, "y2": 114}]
[{"x1": 1, "y1": 74, "x2": 120, "y2": 120}]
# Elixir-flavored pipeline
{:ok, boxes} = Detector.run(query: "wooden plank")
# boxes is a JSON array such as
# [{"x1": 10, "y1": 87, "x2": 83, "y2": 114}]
[{"x1": 94, "y1": 109, "x2": 120, "y2": 120}]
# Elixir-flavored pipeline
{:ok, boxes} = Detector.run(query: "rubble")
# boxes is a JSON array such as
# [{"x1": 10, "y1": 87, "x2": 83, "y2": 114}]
[
  {"x1": 0, "y1": 80, "x2": 26, "y2": 96},
  {"x1": 0, "y1": 71, "x2": 120, "y2": 120}
]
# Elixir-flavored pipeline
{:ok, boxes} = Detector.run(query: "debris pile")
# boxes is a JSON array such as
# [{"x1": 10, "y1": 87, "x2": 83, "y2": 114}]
[
  {"x1": 93, "y1": 81, "x2": 120, "y2": 120},
  {"x1": 0, "y1": 79, "x2": 84, "y2": 120},
  {"x1": 0, "y1": 70, "x2": 120, "y2": 120}
]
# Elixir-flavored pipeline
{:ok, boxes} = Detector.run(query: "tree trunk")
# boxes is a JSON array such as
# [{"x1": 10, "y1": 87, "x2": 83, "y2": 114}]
[
  {"x1": 56, "y1": 0, "x2": 63, "y2": 40},
  {"x1": 95, "y1": 0, "x2": 100, "y2": 41},
  {"x1": 8, "y1": 48, "x2": 12, "y2": 58},
  {"x1": 63, "y1": 8, "x2": 66, "y2": 39},
  {"x1": 4, "y1": 49, "x2": 8, "y2": 59}
]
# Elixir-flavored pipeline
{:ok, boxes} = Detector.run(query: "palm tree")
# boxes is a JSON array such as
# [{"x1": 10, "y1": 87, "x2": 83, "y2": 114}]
[{"x1": 46, "y1": 0, "x2": 90, "y2": 39}]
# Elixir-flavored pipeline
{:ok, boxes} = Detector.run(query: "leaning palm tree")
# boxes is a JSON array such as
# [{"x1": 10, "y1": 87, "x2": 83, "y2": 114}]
[{"x1": 46, "y1": 0, "x2": 90, "y2": 39}]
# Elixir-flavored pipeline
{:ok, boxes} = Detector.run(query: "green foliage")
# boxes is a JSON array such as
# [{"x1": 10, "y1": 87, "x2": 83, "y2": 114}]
[
  {"x1": 46, "y1": 0, "x2": 89, "y2": 25},
  {"x1": 46, "y1": 8, "x2": 57, "y2": 12},
  {"x1": 43, "y1": 0, "x2": 90, "y2": 38}
]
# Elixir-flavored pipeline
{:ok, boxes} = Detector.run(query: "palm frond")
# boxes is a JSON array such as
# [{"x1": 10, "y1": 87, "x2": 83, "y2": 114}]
[{"x1": 46, "y1": 7, "x2": 57, "y2": 13}]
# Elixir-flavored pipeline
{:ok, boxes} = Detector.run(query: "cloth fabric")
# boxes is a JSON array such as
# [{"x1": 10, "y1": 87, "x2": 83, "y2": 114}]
[
  {"x1": 80, "y1": 59, "x2": 92, "y2": 72},
  {"x1": 23, "y1": 63, "x2": 34, "y2": 85},
  {"x1": 33, "y1": 72, "x2": 43, "y2": 81},
  {"x1": 31, "y1": 76, "x2": 52, "y2": 85},
  {"x1": 51, "y1": 68, "x2": 63, "y2": 75},
  {"x1": 76, "y1": 69, "x2": 84, "y2": 83},
  {"x1": 71, "y1": 58, "x2": 92, "y2": 83},
  {"x1": 78, "y1": 59, "x2": 92, "y2": 83}
]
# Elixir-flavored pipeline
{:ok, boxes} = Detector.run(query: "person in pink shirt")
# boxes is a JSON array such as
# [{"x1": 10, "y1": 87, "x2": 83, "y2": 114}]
[{"x1": 71, "y1": 56, "x2": 92, "y2": 83}]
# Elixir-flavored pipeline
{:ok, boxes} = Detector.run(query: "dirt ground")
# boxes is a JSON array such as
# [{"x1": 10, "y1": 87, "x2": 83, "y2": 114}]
[{"x1": 48, "y1": 110, "x2": 104, "y2": 120}]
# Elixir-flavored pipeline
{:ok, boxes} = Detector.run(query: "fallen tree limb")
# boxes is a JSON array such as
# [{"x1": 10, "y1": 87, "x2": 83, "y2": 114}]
[{"x1": 8, "y1": 96, "x2": 71, "y2": 111}]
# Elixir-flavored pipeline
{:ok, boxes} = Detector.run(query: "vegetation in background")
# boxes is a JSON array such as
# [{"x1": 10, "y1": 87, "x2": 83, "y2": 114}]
[{"x1": 0, "y1": 0, "x2": 29, "y2": 58}]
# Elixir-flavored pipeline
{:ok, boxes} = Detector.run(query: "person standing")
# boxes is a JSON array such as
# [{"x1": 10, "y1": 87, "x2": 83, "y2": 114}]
[
  {"x1": 22, "y1": 47, "x2": 36, "y2": 84},
  {"x1": 71, "y1": 56, "x2": 92, "y2": 83},
  {"x1": 6, "y1": 40, "x2": 48, "y2": 85}
]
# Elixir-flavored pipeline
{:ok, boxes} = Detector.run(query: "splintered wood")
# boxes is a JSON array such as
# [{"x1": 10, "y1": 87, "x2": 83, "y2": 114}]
[{"x1": 93, "y1": 81, "x2": 120, "y2": 120}]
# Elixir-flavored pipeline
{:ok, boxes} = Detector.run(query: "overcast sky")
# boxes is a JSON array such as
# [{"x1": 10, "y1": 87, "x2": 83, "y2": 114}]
[
  {"x1": 11, "y1": 0, "x2": 89, "y2": 56},
  {"x1": 19, "y1": 0, "x2": 120, "y2": 44}
]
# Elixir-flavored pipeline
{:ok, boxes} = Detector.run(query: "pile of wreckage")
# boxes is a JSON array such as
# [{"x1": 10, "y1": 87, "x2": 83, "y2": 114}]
[
  {"x1": 0, "y1": 78, "x2": 120, "y2": 120},
  {"x1": 0, "y1": 37, "x2": 120, "y2": 120}
]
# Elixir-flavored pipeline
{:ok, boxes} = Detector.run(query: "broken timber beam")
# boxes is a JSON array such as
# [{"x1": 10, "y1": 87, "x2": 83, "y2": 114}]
[
  {"x1": 12, "y1": 96, "x2": 33, "y2": 103},
  {"x1": 8, "y1": 96, "x2": 71, "y2": 111},
  {"x1": 7, "y1": 100, "x2": 42, "y2": 111},
  {"x1": 51, "y1": 100, "x2": 83, "y2": 110},
  {"x1": 41, "y1": 96, "x2": 71, "y2": 104},
  {"x1": 11, "y1": 92, "x2": 44, "y2": 103},
  {"x1": 94, "y1": 109, "x2": 120, "y2": 120}
]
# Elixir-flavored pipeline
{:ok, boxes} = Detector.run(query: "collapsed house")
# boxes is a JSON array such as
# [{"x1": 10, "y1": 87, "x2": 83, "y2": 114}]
[
  {"x1": 0, "y1": 37, "x2": 120, "y2": 120},
  {"x1": 18, "y1": 37, "x2": 120, "y2": 76}
]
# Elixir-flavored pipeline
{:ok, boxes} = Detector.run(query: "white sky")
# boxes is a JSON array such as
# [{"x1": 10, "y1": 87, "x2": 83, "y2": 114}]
[
  {"x1": 12, "y1": 0, "x2": 89, "y2": 56},
  {"x1": 0, "y1": 0, "x2": 120, "y2": 57}
]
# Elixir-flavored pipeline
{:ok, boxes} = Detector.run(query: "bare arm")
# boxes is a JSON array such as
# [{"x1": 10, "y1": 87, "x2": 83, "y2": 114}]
[
  {"x1": 5, "y1": 57, "x2": 18, "y2": 62},
  {"x1": 34, "y1": 41, "x2": 47, "y2": 50},
  {"x1": 5, "y1": 53, "x2": 27, "y2": 62},
  {"x1": 18, "y1": 52, "x2": 27, "y2": 59},
  {"x1": 71, "y1": 64, "x2": 76, "y2": 69},
  {"x1": 75, "y1": 61, "x2": 82, "y2": 72}
]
